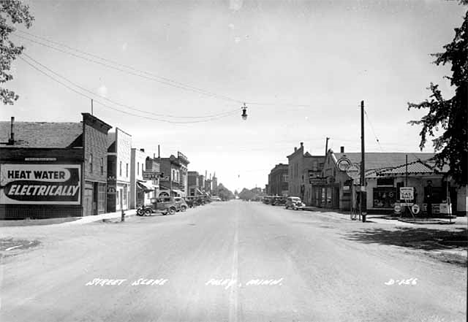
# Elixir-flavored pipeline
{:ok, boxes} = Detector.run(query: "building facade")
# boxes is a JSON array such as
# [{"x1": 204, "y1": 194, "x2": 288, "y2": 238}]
[
  {"x1": 188, "y1": 171, "x2": 200, "y2": 196},
  {"x1": 287, "y1": 142, "x2": 324, "y2": 205},
  {"x1": 130, "y1": 148, "x2": 158, "y2": 208},
  {"x1": 159, "y1": 155, "x2": 184, "y2": 197},
  {"x1": 0, "y1": 113, "x2": 111, "y2": 219},
  {"x1": 313, "y1": 149, "x2": 467, "y2": 215},
  {"x1": 107, "y1": 128, "x2": 132, "y2": 212},
  {"x1": 268, "y1": 163, "x2": 289, "y2": 196}
]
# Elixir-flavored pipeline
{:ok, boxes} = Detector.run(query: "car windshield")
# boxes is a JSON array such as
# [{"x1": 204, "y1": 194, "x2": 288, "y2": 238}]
[{"x1": 1, "y1": 2, "x2": 466, "y2": 322}]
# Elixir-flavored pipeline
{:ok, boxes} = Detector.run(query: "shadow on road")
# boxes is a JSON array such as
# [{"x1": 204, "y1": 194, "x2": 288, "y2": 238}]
[{"x1": 343, "y1": 227, "x2": 468, "y2": 251}]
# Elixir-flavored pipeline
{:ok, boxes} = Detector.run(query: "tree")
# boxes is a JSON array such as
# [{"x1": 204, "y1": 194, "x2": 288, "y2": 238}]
[
  {"x1": 217, "y1": 183, "x2": 234, "y2": 201},
  {"x1": 1, "y1": 0, "x2": 34, "y2": 105},
  {"x1": 408, "y1": 6, "x2": 467, "y2": 186}
]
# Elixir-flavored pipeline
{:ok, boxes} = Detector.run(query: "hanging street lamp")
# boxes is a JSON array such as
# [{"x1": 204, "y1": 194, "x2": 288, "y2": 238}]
[{"x1": 241, "y1": 103, "x2": 248, "y2": 120}]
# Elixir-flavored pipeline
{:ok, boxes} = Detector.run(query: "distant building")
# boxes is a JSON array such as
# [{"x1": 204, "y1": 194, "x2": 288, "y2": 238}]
[
  {"x1": 287, "y1": 142, "x2": 325, "y2": 205},
  {"x1": 159, "y1": 152, "x2": 189, "y2": 197},
  {"x1": 268, "y1": 163, "x2": 289, "y2": 196},
  {"x1": 212, "y1": 173, "x2": 218, "y2": 195},
  {"x1": 188, "y1": 171, "x2": 201, "y2": 196},
  {"x1": 0, "y1": 113, "x2": 111, "y2": 219}
]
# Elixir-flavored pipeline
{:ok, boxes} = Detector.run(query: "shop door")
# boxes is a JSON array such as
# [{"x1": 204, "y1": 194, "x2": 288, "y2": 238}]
[
  {"x1": 84, "y1": 186, "x2": 93, "y2": 216},
  {"x1": 333, "y1": 187, "x2": 340, "y2": 208}
]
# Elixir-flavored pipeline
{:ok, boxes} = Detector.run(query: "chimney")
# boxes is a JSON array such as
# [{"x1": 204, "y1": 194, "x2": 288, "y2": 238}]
[
  {"x1": 340, "y1": 146, "x2": 345, "y2": 153},
  {"x1": 140, "y1": 148, "x2": 145, "y2": 152},
  {"x1": 294, "y1": 147, "x2": 297, "y2": 152},
  {"x1": 300, "y1": 142, "x2": 303, "y2": 149},
  {"x1": 158, "y1": 145, "x2": 160, "y2": 159},
  {"x1": 8, "y1": 117, "x2": 15, "y2": 145}
]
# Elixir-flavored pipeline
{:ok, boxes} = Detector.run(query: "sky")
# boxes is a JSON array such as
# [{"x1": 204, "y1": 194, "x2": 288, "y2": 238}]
[{"x1": 2, "y1": 0, "x2": 466, "y2": 192}]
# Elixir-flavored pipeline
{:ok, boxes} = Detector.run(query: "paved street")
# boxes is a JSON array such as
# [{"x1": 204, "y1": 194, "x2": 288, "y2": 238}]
[{"x1": 1, "y1": 201, "x2": 466, "y2": 322}]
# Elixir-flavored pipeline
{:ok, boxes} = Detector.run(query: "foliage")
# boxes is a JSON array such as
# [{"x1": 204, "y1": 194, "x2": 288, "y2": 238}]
[
  {"x1": 0, "y1": 0, "x2": 34, "y2": 105},
  {"x1": 216, "y1": 183, "x2": 235, "y2": 201},
  {"x1": 238, "y1": 187, "x2": 265, "y2": 201},
  {"x1": 408, "y1": 8, "x2": 467, "y2": 185}
]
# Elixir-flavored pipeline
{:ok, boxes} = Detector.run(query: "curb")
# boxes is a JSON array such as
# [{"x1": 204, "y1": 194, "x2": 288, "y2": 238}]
[{"x1": 59, "y1": 210, "x2": 138, "y2": 226}]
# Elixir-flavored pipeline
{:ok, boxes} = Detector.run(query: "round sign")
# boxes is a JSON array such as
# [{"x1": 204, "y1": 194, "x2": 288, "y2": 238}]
[
  {"x1": 394, "y1": 205, "x2": 401, "y2": 213},
  {"x1": 345, "y1": 163, "x2": 360, "y2": 179},
  {"x1": 337, "y1": 157, "x2": 352, "y2": 171},
  {"x1": 411, "y1": 204, "x2": 420, "y2": 214}
]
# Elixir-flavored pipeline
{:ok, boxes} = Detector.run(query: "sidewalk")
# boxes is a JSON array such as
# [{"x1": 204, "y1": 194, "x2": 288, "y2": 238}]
[
  {"x1": 58, "y1": 209, "x2": 137, "y2": 226},
  {"x1": 302, "y1": 206, "x2": 468, "y2": 227}
]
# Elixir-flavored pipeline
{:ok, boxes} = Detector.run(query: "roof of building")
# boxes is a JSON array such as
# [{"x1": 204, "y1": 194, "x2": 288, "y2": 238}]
[
  {"x1": 375, "y1": 160, "x2": 447, "y2": 177},
  {"x1": 333, "y1": 152, "x2": 436, "y2": 171},
  {"x1": 0, "y1": 121, "x2": 83, "y2": 148}
]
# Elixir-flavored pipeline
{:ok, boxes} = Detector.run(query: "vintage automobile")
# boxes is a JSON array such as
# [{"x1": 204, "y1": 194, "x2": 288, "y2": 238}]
[
  {"x1": 174, "y1": 197, "x2": 189, "y2": 212},
  {"x1": 138, "y1": 197, "x2": 179, "y2": 215},
  {"x1": 271, "y1": 196, "x2": 287, "y2": 206},
  {"x1": 184, "y1": 197, "x2": 196, "y2": 208},
  {"x1": 284, "y1": 196, "x2": 305, "y2": 210}
]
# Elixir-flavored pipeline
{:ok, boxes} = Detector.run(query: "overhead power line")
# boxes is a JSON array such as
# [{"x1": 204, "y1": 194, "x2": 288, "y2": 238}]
[
  {"x1": 22, "y1": 53, "x2": 238, "y2": 120},
  {"x1": 364, "y1": 109, "x2": 384, "y2": 152},
  {"x1": 19, "y1": 55, "x2": 238, "y2": 124},
  {"x1": 15, "y1": 31, "x2": 312, "y2": 109},
  {"x1": 15, "y1": 32, "x2": 243, "y2": 104}
]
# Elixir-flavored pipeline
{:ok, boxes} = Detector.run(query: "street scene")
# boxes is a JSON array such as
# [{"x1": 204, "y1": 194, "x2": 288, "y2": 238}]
[
  {"x1": 1, "y1": 0, "x2": 468, "y2": 321},
  {"x1": 1, "y1": 201, "x2": 466, "y2": 322}
]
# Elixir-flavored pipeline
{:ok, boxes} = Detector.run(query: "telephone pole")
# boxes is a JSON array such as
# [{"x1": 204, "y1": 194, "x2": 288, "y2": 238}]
[{"x1": 360, "y1": 101, "x2": 367, "y2": 222}]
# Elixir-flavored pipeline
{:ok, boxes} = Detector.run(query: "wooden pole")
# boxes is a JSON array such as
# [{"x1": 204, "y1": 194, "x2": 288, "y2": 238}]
[{"x1": 360, "y1": 101, "x2": 366, "y2": 222}]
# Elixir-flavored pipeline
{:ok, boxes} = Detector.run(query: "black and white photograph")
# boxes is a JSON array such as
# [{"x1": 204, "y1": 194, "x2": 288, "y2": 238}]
[{"x1": 0, "y1": 0, "x2": 467, "y2": 321}]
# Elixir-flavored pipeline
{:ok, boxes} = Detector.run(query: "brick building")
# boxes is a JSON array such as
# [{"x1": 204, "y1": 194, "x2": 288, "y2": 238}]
[
  {"x1": 0, "y1": 113, "x2": 111, "y2": 219},
  {"x1": 268, "y1": 163, "x2": 289, "y2": 196}
]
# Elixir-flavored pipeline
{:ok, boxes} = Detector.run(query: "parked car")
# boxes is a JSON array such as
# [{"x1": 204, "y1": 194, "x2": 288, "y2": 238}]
[
  {"x1": 145, "y1": 197, "x2": 179, "y2": 215},
  {"x1": 184, "y1": 197, "x2": 196, "y2": 208},
  {"x1": 263, "y1": 196, "x2": 273, "y2": 204},
  {"x1": 211, "y1": 196, "x2": 222, "y2": 202},
  {"x1": 174, "y1": 197, "x2": 188, "y2": 212},
  {"x1": 285, "y1": 196, "x2": 305, "y2": 210},
  {"x1": 272, "y1": 196, "x2": 287, "y2": 206}
]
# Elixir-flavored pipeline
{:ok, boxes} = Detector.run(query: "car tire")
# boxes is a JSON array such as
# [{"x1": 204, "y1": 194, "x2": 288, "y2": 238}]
[
  {"x1": 181, "y1": 206, "x2": 187, "y2": 212},
  {"x1": 168, "y1": 207, "x2": 176, "y2": 215}
]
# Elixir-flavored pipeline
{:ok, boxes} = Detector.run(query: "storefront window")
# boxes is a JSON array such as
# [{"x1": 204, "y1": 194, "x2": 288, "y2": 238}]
[
  {"x1": 373, "y1": 187, "x2": 397, "y2": 208},
  {"x1": 326, "y1": 187, "x2": 332, "y2": 206}
]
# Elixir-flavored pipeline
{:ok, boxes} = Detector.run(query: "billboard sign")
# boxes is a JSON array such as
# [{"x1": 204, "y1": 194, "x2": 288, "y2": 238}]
[{"x1": 0, "y1": 164, "x2": 81, "y2": 205}]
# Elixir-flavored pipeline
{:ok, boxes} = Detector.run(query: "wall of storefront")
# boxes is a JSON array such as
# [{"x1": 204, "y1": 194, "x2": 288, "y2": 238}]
[
  {"x1": 130, "y1": 148, "x2": 147, "y2": 209},
  {"x1": 0, "y1": 153, "x2": 83, "y2": 219},
  {"x1": 83, "y1": 113, "x2": 112, "y2": 216}
]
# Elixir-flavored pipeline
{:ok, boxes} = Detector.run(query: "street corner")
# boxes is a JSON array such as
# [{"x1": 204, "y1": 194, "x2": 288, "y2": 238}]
[{"x1": 0, "y1": 237, "x2": 41, "y2": 258}]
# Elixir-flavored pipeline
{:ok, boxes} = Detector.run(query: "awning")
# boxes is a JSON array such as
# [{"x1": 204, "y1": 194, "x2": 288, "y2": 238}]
[{"x1": 137, "y1": 181, "x2": 156, "y2": 192}]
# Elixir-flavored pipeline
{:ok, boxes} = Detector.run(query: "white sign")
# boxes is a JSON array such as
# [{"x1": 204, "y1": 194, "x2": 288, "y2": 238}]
[
  {"x1": 0, "y1": 164, "x2": 81, "y2": 205},
  {"x1": 399, "y1": 187, "x2": 414, "y2": 200},
  {"x1": 411, "y1": 204, "x2": 420, "y2": 214}
]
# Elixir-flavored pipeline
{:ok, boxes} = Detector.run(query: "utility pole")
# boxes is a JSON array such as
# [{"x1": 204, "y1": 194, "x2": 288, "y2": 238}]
[
  {"x1": 360, "y1": 101, "x2": 367, "y2": 222},
  {"x1": 325, "y1": 137, "x2": 330, "y2": 156}
]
